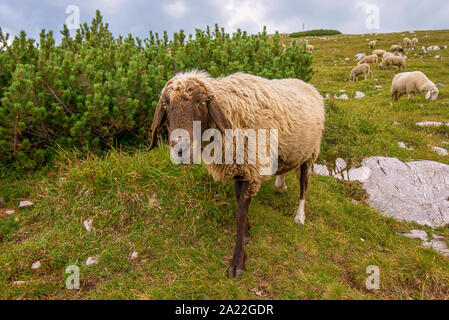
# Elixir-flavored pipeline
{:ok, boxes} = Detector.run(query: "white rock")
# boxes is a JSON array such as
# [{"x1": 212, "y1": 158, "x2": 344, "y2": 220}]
[
  {"x1": 5, "y1": 210, "x2": 15, "y2": 215},
  {"x1": 339, "y1": 89, "x2": 346, "y2": 93},
  {"x1": 345, "y1": 57, "x2": 350, "y2": 61},
  {"x1": 19, "y1": 201, "x2": 34, "y2": 208},
  {"x1": 428, "y1": 46, "x2": 440, "y2": 51},
  {"x1": 83, "y1": 219, "x2": 93, "y2": 232},
  {"x1": 334, "y1": 94, "x2": 349, "y2": 100},
  {"x1": 355, "y1": 91, "x2": 366, "y2": 99},
  {"x1": 347, "y1": 166, "x2": 372, "y2": 182},
  {"x1": 393, "y1": 121, "x2": 401, "y2": 126},
  {"x1": 432, "y1": 146, "x2": 448, "y2": 156},
  {"x1": 86, "y1": 255, "x2": 99, "y2": 266},
  {"x1": 403, "y1": 230, "x2": 428, "y2": 241},
  {"x1": 355, "y1": 53, "x2": 366, "y2": 61},
  {"x1": 433, "y1": 234, "x2": 444, "y2": 240},
  {"x1": 335, "y1": 158, "x2": 347, "y2": 172},
  {"x1": 13, "y1": 281, "x2": 25, "y2": 286},
  {"x1": 375, "y1": 85, "x2": 383, "y2": 89},
  {"x1": 129, "y1": 251, "x2": 138, "y2": 260},
  {"x1": 435, "y1": 55, "x2": 440, "y2": 59},
  {"x1": 31, "y1": 261, "x2": 41, "y2": 270},
  {"x1": 423, "y1": 240, "x2": 448, "y2": 250},
  {"x1": 313, "y1": 164, "x2": 330, "y2": 176},
  {"x1": 361, "y1": 157, "x2": 449, "y2": 228},
  {"x1": 398, "y1": 142, "x2": 413, "y2": 150},
  {"x1": 416, "y1": 122, "x2": 443, "y2": 127}
]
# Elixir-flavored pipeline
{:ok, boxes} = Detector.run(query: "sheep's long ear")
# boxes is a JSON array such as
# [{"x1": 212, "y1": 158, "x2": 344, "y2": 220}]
[
  {"x1": 207, "y1": 96, "x2": 231, "y2": 134},
  {"x1": 148, "y1": 101, "x2": 167, "y2": 151}
]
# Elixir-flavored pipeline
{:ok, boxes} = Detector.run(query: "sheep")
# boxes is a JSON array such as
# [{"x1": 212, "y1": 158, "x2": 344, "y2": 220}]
[
  {"x1": 369, "y1": 40, "x2": 376, "y2": 49},
  {"x1": 372, "y1": 49, "x2": 386, "y2": 57},
  {"x1": 391, "y1": 71, "x2": 440, "y2": 105},
  {"x1": 382, "y1": 51, "x2": 394, "y2": 61},
  {"x1": 148, "y1": 70, "x2": 325, "y2": 278},
  {"x1": 379, "y1": 55, "x2": 406, "y2": 71},
  {"x1": 390, "y1": 44, "x2": 404, "y2": 53},
  {"x1": 403, "y1": 37, "x2": 412, "y2": 47},
  {"x1": 349, "y1": 63, "x2": 373, "y2": 82},
  {"x1": 357, "y1": 54, "x2": 378, "y2": 65},
  {"x1": 412, "y1": 38, "x2": 419, "y2": 47},
  {"x1": 306, "y1": 44, "x2": 314, "y2": 53}
]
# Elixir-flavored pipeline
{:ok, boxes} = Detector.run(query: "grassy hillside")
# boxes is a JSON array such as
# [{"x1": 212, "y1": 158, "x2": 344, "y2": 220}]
[{"x1": 1, "y1": 29, "x2": 449, "y2": 300}]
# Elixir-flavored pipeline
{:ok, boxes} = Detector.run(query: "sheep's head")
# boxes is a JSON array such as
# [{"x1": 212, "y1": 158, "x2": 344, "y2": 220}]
[
  {"x1": 425, "y1": 86, "x2": 439, "y2": 101},
  {"x1": 148, "y1": 72, "x2": 231, "y2": 163}
]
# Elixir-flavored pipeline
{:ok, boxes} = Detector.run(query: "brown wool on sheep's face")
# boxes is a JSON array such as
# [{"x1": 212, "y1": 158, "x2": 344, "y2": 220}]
[{"x1": 149, "y1": 78, "x2": 230, "y2": 162}]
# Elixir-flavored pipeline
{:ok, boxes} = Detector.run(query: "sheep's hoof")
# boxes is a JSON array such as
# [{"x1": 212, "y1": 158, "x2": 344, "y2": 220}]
[
  {"x1": 294, "y1": 216, "x2": 305, "y2": 225},
  {"x1": 244, "y1": 236, "x2": 251, "y2": 245},
  {"x1": 229, "y1": 251, "x2": 246, "y2": 279},
  {"x1": 275, "y1": 185, "x2": 288, "y2": 194},
  {"x1": 229, "y1": 268, "x2": 244, "y2": 279}
]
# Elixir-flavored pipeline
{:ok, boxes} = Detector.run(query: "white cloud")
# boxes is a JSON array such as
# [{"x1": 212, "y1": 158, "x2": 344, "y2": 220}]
[
  {"x1": 164, "y1": 0, "x2": 188, "y2": 19},
  {"x1": 211, "y1": 0, "x2": 301, "y2": 34}
]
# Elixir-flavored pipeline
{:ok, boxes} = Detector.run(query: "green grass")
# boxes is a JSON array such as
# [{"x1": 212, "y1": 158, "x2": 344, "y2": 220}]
[
  {"x1": 1, "y1": 29, "x2": 449, "y2": 300},
  {"x1": 290, "y1": 29, "x2": 342, "y2": 38}
]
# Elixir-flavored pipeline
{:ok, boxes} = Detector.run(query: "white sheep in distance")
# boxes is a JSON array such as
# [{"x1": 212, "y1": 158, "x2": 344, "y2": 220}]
[
  {"x1": 403, "y1": 37, "x2": 412, "y2": 47},
  {"x1": 390, "y1": 44, "x2": 404, "y2": 53},
  {"x1": 412, "y1": 38, "x2": 419, "y2": 47},
  {"x1": 379, "y1": 55, "x2": 406, "y2": 71},
  {"x1": 349, "y1": 63, "x2": 373, "y2": 82},
  {"x1": 372, "y1": 49, "x2": 386, "y2": 57},
  {"x1": 391, "y1": 71, "x2": 440, "y2": 105},
  {"x1": 382, "y1": 52, "x2": 394, "y2": 61},
  {"x1": 369, "y1": 40, "x2": 377, "y2": 49},
  {"x1": 148, "y1": 70, "x2": 325, "y2": 278},
  {"x1": 306, "y1": 44, "x2": 314, "y2": 53},
  {"x1": 357, "y1": 54, "x2": 378, "y2": 65}
]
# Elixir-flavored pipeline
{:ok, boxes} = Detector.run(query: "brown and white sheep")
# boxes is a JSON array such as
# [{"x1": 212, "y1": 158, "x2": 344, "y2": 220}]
[
  {"x1": 349, "y1": 63, "x2": 373, "y2": 82},
  {"x1": 358, "y1": 54, "x2": 378, "y2": 65},
  {"x1": 379, "y1": 55, "x2": 406, "y2": 71},
  {"x1": 390, "y1": 44, "x2": 404, "y2": 53},
  {"x1": 369, "y1": 40, "x2": 377, "y2": 49},
  {"x1": 391, "y1": 71, "x2": 440, "y2": 105},
  {"x1": 148, "y1": 70, "x2": 325, "y2": 278},
  {"x1": 412, "y1": 38, "x2": 419, "y2": 47},
  {"x1": 372, "y1": 49, "x2": 386, "y2": 57}
]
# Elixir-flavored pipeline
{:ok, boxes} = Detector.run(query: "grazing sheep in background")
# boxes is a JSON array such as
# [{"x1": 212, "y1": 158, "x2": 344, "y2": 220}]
[
  {"x1": 390, "y1": 44, "x2": 404, "y2": 53},
  {"x1": 358, "y1": 54, "x2": 378, "y2": 65},
  {"x1": 349, "y1": 63, "x2": 373, "y2": 82},
  {"x1": 412, "y1": 38, "x2": 419, "y2": 47},
  {"x1": 382, "y1": 52, "x2": 394, "y2": 61},
  {"x1": 372, "y1": 49, "x2": 386, "y2": 57},
  {"x1": 403, "y1": 38, "x2": 412, "y2": 47},
  {"x1": 391, "y1": 71, "x2": 440, "y2": 105},
  {"x1": 369, "y1": 40, "x2": 376, "y2": 49},
  {"x1": 306, "y1": 44, "x2": 314, "y2": 53},
  {"x1": 148, "y1": 70, "x2": 325, "y2": 278},
  {"x1": 379, "y1": 55, "x2": 406, "y2": 71}
]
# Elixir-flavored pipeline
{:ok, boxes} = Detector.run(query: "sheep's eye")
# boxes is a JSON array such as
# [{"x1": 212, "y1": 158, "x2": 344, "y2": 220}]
[{"x1": 201, "y1": 99, "x2": 207, "y2": 105}]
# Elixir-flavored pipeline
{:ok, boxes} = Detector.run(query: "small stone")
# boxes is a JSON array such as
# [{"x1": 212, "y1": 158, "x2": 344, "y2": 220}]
[
  {"x1": 355, "y1": 91, "x2": 366, "y2": 99},
  {"x1": 360, "y1": 238, "x2": 365, "y2": 242},
  {"x1": 13, "y1": 281, "x2": 25, "y2": 286},
  {"x1": 355, "y1": 53, "x2": 366, "y2": 60},
  {"x1": 432, "y1": 146, "x2": 448, "y2": 156},
  {"x1": 398, "y1": 142, "x2": 413, "y2": 150},
  {"x1": 347, "y1": 166, "x2": 372, "y2": 182},
  {"x1": 313, "y1": 164, "x2": 330, "y2": 176},
  {"x1": 334, "y1": 94, "x2": 349, "y2": 100},
  {"x1": 86, "y1": 255, "x2": 99, "y2": 266},
  {"x1": 416, "y1": 122, "x2": 442, "y2": 127},
  {"x1": 403, "y1": 230, "x2": 428, "y2": 241},
  {"x1": 375, "y1": 85, "x2": 383, "y2": 89},
  {"x1": 5, "y1": 210, "x2": 15, "y2": 215},
  {"x1": 433, "y1": 234, "x2": 444, "y2": 240},
  {"x1": 129, "y1": 251, "x2": 138, "y2": 260},
  {"x1": 393, "y1": 121, "x2": 401, "y2": 126},
  {"x1": 19, "y1": 201, "x2": 34, "y2": 209},
  {"x1": 335, "y1": 158, "x2": 347, "y2": 172},
  {"x1": 83, "y1": 219, "x2": 93, "y2": 232},
  {"x1": 423, "y1": 240, "x2": 448, "y2": 250},
  {"x1": 31, "y1": 261, "x2": 41, "y2": 270}
]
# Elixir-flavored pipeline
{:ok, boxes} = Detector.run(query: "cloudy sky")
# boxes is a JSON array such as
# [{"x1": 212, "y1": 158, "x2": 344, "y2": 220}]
[{"x1": 1, "y1": 0, "x2": 448, "y2": 42}]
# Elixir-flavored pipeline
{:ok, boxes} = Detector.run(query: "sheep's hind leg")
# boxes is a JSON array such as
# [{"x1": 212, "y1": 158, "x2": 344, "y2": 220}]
[
  {"x1": 229, "y1": 181, "x2": 252, "y2": 278},
  {"x1": 275, "y1": 174, "x2": 288, "y2": 193},
  {"x1": 295, "y1": 161, "x2": 311, "y2": 225}
]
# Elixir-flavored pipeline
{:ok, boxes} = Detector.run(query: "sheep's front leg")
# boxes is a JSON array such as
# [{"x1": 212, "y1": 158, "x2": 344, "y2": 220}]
[{"x1": 229, "y1": 181, "x2": 252, "y2": 279}]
